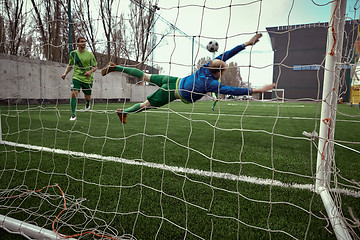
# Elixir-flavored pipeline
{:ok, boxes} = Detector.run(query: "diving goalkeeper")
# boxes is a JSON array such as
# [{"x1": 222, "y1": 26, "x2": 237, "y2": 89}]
[{"x1": 101, "y1": 33, "x2": 275, "y2": 124}]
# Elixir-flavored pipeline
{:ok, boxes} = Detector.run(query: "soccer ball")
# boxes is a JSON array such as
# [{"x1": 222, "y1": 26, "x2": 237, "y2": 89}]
[{"x1": 207, "y1": 40, "x2": 219, "y2": 52}]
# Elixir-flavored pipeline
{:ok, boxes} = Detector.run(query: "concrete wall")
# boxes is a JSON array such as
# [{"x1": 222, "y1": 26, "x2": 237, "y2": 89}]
[
  {"x1": 0, "y1": 53, "x2": 158, "y2": 103},
  {"x1": 131, "y1": 84, "x2": 158, "y2": 102}
]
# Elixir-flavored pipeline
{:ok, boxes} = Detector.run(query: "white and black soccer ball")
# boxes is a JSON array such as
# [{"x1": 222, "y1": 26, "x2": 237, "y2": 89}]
[{"x1": 207, "y1": 40, "x2": 219, "y2": 52}]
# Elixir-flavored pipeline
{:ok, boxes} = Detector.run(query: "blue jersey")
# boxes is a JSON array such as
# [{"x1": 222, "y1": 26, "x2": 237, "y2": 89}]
[{"x1": 177, "y1": 44, "x2": 252, "y2": 103}]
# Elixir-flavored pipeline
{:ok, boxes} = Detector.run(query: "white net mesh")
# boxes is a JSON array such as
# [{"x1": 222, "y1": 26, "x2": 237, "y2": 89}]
[{"x1": 0, "y1": 0, "x2": 359, "y2": 239}]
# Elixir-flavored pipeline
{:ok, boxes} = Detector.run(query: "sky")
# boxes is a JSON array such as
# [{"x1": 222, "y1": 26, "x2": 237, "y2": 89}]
[{"x1": 127, "y1": 0, "x2": 360, "y2": 87}]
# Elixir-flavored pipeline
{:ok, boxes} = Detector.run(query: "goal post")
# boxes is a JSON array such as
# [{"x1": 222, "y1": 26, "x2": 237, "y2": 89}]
[
  {"x1": 1, "y1": 1, "x2": 359, "y2": 239},
  {"x1": 0, "y1": 213, "x2": 76, "y2": 240},
  {"x1": 259, "y1": 88, "x2": 285, "y2": 102},
  {"x1": 315, "y1": 0, "x2": 351, "y2": 239}
]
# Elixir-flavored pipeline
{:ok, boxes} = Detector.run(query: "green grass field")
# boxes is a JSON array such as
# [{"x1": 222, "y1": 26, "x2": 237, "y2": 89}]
[{"x1": 0, "y1": 100, "x2": 359, "y2": 239}]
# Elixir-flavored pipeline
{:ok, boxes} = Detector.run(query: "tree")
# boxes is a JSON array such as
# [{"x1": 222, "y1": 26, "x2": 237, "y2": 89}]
[
  {"x1": 127, "y1": 0, "x2": 157, "y2": 69},
  {"x1": 194, "y1": 57, "x2": 244, "y2": 87},
  {"x1": 222, "y1": 62, "x2": 244, "y2": 88},
  {"x1": 99, "y1": 0, "x2": 115, "y2": 57},
  {"x1": 30, "y1": 0, "x2": 68, "y2": 62},
  {"x1": 2, "y1": 0, "x2": 27, "y2": 56},
  {"x1": 112, "y1": 14, "x2": 131, "y2": 60},
  {"x1": 73, "y1": 0, "x2": 98, "y2": 54},
  {"x1": 0, "y1": 16, "x2": 5, "y2": 53},
  {"x1": 96, "y1": 0, "x2": 132, "y2": 64},
  {"x1": 195, "y1": 56, "x2": 211, "y2": 71},
  {"x1": 96, "y1": 0, "x2": 158, "y2": 77}
]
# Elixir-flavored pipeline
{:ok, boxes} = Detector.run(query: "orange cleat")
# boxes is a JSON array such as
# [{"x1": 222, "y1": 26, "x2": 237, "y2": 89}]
[
  {"x1": 117, "y1": 109, "x2": 127, "y2": 124},
  {"x1": 101, "y1": 62, "x2": 116, "y2": 76}
]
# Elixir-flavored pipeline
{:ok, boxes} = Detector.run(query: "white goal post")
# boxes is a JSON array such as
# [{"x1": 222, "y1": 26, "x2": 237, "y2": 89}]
[
  {"x1": 316, "y1": 0, "x2": 351, "y2": 239},
  {"x1": 0, "y1": 213, "x2": 75, "y2": 240},
  {"x1": 259, "y1": 88, "x2": 285, "y2": 103},
  {"x1": 0, "y1": 0, "x2": 358, "y2": 239}
]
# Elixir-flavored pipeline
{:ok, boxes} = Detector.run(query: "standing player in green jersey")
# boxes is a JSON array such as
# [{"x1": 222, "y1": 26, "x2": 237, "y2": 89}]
[
  {"x1": 210, "y1": 92, "x2": 220, "y2": 111},
  {"x1": 210, "y1": 76, "x2": 221, "y2": 111},
  {"x1": 61, "y1": 37, "x2": 98, "y2": 120}
]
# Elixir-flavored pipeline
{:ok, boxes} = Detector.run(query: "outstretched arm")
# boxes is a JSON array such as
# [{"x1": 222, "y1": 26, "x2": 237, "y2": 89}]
[
  {"x1": 206, "y1": 33, "x2": 263, "y2": 66},
  {"x1": 208, "y1": 82, "x2": 274, "y2": 96},
  {"x1": 252, "y1": 83, "x2": 276, "y2": 93}
]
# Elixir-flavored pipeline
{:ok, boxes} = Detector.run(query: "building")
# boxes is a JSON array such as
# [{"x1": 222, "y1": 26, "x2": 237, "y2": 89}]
[{"x1": 266, "y1": 21, "x2": 357, "y2": 101}]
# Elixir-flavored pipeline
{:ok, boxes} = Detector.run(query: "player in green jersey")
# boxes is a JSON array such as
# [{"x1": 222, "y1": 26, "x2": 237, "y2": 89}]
[
  {"x1": 62, "y1": 37, "x2": 98, "y2": 120},
  {"x1": 211, "y1": 92, "x2": 220, "y2": 111}
]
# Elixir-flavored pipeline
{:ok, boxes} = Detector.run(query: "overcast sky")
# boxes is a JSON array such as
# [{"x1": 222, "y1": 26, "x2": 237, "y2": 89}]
[
  {"x1": 92, "y1": 0, "x2": 360, "y2": 87},
  {"x1": 130, "y1": 0, "x2": 359, "y2": 87}
]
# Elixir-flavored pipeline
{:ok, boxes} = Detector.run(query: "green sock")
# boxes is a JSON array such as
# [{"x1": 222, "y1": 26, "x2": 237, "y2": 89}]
[
  {"x1": 212, "y1": 101, "x2": 217, "y2": 109},
  {"x1": 70, "y1": 97, "x2": 77, "y2": 117},
  {"x1": 114, "y1": 66, "x2": 144, "y2": 79},
  {"x1": 86, "y1": 99, "x2": 90, "y2": 107},
  {"x1": 124, "y1": 103, "x2": 141, "y2": 113}
]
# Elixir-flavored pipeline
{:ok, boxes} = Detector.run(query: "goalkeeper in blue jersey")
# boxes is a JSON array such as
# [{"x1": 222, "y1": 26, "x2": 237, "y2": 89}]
[{"x1": 101, "y1": 33, "x2": 275, "y2": 124}]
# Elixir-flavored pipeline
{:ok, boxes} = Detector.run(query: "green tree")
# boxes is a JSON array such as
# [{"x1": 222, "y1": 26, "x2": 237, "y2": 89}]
[
  {"x1": 194, "y1": 57, "x2": 244, "y2": 87},
  {"x1": 2, "y1": 0, "x2": 27, "y2": 56},
  {"x1": 30, "y1": 0, "x2": 68, "y2": 62}
]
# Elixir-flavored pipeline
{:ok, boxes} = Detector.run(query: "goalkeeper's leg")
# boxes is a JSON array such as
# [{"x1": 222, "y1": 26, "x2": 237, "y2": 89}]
[
  {"x1": 117, "y1": 80, "x2": 177, "y2": 124},
  {"x1": 211, "y1": 101, "x2": 217, "y2": 111},
  {"x1": 117, "y1": 101, "x2": 150, "y2": 124},
  {"x1": 101, "y1": 62, "x2": 151, "y2": 82},
  {"x1": 211, "y1": 92, "x2": 219, "y2": 111},
  {"x1": 102, "y1": 62, "x2": 179, "y2": 87}
]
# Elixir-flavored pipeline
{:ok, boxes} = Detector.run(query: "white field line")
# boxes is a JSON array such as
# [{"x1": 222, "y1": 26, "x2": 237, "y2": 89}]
[
  {"x1": 149, "y1": 110, "x2": 360, "y2": 123},
  {"x1": 3, "y1": 108, "x2": 360, "y2": 123},
  {"x1": 2, "y1": 140, "x2": 360, "y2": 198}
]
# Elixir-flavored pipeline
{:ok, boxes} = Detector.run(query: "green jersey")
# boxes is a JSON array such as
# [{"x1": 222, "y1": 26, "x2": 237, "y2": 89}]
[{"x1": 69, "y1": 49, "x2": 98, "y2": 84}]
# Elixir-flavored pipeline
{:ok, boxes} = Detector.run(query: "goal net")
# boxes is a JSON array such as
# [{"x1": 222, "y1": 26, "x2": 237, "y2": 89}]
[{"x1": 0, "y1": 0, "x2": 359, "y2": 239}]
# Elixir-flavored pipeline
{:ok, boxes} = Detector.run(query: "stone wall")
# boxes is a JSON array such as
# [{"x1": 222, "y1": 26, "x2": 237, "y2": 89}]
[{"x1": 0, "y1": 54, "x2": 158, "y2": 104}]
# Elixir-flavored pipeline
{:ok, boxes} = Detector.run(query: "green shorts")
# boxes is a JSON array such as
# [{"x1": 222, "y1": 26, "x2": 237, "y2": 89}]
[
  {"x1": 71, "y1": 79, "x2": 93, "y2": 95},
  {"x1": 147, "y1": 75, "x2": 179, "y2": 107}
]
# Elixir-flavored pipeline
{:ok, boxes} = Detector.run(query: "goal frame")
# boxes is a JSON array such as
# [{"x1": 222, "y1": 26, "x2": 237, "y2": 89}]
[
  {"x1": 315, "y1": 0, "x2": 351, "y2": 239},
  {"x1": 0, "y1": 1, "x2": 355, "y2": 239},
  {"x1": 259, "y1": 88, "x2": 285, "y2": 102}
]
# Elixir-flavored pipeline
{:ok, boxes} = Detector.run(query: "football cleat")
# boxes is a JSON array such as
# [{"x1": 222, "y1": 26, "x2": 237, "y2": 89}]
[
  {"x1": 101, "y1": 62, "x2": 116, "y2": 76},
  {"x1": 117, "y1": 109, "x2": 127, "y2": 124}
]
